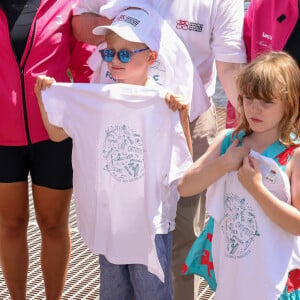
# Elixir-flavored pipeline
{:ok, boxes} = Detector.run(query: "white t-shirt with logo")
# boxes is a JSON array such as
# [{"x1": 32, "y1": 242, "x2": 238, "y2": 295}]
[
  {"x1": 42, "y1": 82, "x2": 193, "y2": 282},
  {"x1": 74, "y1": 0, "x2": 246, "y2": 121},
  {"x1": 206, "y1": 150, "x2": 300, "y2": 299}
]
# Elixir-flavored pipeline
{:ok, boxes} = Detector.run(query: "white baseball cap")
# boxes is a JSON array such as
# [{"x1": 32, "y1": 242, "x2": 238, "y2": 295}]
[{"x1": 92, "y1": 9, "x2": 160, "y2": 51}]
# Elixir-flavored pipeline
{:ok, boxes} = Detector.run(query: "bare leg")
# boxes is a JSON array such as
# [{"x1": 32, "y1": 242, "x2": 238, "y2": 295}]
[
  {"x1": 33, "y1": 185, "x2": 72, "y2": 300},
  {"x1": 0, "y1": 182, "x2": 29, "y2": 300}
]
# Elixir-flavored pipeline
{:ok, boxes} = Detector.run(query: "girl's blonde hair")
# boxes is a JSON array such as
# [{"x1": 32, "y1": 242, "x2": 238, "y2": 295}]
[{"x1": 233, "y1": 51, "x2": 300, "y2": 145}]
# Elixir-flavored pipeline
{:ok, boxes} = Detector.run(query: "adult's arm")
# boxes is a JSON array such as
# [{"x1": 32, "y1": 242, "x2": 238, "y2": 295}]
[
  {"x1": 212, "y1": 0, "x2": 246, "y2": 111},
  {"x1": 71, "y1": 0, "x2": 152, "y2": 45},
  {"x1": 69, "y1": 34, "x2": 95, "y2": 82},
  {"x1": 216, "y1": 60, "x2": 243, "y2": 110},
  {"x1": 72, "y1": 13, "x2": 112, "y2": 45}
]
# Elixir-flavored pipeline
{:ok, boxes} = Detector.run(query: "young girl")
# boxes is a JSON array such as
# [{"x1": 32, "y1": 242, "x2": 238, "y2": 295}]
[
  {"x1": 178, "y1": 51, "x2": 300, "y2": 299},
  {"x1": 35, "y1": 8, "x2": 193, "y2": 300}
]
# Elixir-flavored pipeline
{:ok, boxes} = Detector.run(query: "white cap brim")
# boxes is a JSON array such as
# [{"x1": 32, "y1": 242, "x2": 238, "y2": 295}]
[{"x1": 93, "y1": 24, "x2": 143, "y2": 44}]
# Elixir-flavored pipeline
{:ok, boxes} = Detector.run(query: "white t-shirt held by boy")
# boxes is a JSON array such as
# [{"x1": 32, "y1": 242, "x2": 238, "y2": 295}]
[{"x1": 42, "y1": 82, "x2": 193, "y2": 282}]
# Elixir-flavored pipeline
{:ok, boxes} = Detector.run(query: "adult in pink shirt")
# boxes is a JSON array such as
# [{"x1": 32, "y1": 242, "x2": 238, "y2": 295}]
[{"x1": 0, "y1": 1, "x2": 93, "y2": 299}]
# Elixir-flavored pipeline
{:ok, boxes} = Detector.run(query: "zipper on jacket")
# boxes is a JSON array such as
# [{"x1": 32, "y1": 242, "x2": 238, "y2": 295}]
[
  {"x1": 4, "y1": 7, "x2": 33, "y2": 145},
  {"x1": 19, "y1": 66, "x2": 32, "y2": 145},
  {"x1": 18, "y1": 19, "x2": 38, "y2": 146}
]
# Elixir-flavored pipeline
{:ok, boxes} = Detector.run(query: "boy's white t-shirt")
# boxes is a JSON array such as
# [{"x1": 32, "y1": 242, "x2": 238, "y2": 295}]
[
  {"x1": 42, "y1": 82, "x2": 193, "y2": 282},
  {"x1": 206, "y1": 150, "x2": 300, "y2": 299}
]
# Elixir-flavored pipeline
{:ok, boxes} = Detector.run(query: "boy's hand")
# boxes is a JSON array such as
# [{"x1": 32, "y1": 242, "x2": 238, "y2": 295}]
[
  {"x1": 165, "y1": 93, "x2": 193, "y2": 155},
  {"x1": 165, "y1": 93, "x2": 189, "y2": 112},
  {"x1": 34, "y1": 75, "x2": 56, "y2": 101},
  {"x1": 34, "y1": 75, "x2": 69, "y2": 142}
]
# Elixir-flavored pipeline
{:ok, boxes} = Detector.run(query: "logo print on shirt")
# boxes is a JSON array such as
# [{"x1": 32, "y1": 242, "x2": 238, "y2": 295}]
[
  {"x1": 262, "y1": 32, "x2": 272, "y2": 40},
  {"x1": 149, "y1": 59, "x2": 166, "y2": 85},
  {"x1": 265, "y1": 169, "x2": 277, "y2": 184},
  {"x1": 176, "y1": 19, "x2": 203, "y2": 32},
  {"x1": 117, "y1": 14, "x2": 140, "y2": 27},
  {"x1": 102, "y1": 125, "x2": 144, "y2": 182},
  {"x1": 221, "y1": 193, "x2": 260, "y2": 259}
]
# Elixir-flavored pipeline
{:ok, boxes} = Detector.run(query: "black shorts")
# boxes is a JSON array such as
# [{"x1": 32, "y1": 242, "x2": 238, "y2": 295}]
[{"x1": 0, "y1": 138, "x2": 73, "y2": 190}]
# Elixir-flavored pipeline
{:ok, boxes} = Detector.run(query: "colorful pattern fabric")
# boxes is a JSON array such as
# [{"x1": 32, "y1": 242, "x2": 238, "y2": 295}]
[{"x1": 182, "y1": 217, "x2": 217, "y2": 291}]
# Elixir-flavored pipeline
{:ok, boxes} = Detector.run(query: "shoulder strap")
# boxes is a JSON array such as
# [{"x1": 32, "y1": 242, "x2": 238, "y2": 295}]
[
  {"x1": 275, "y1": 144, "x2": 299, "y2": 167},
  {"x1": 220, "y1": 130, "x2": 245, "y2": 155}
]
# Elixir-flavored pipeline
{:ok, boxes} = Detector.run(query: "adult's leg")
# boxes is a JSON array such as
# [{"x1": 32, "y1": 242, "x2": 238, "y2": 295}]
[
  {"x1": 172, "y1": 105, "x2": 216, "y2": 300},
  {"x1": 30, "y1": 138, "x2": 73, "y2": 299},
  {"x1": 0, "y1": 182, "x2": 29, "y2": 300},
  {"x1": 33, "y1": 185, "x2": 72, "y2": 300}
]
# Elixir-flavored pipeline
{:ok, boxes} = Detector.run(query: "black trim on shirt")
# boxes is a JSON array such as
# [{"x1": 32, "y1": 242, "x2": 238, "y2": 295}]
[{"x1": 283, "y1": 0, "x2": 300, "y2": 67}]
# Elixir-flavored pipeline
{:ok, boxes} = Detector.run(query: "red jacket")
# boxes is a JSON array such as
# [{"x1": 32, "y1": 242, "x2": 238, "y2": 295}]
[
  {"x1": 244, "y1": 0, "x2": 299, "y2": 61},
  {"x1": 0, "y1": 0, "x2": 94, "y2": 145}
]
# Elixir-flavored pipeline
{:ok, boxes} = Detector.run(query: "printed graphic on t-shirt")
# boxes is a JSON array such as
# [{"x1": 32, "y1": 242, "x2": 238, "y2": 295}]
[
  {"x1": 104, "y1": 59, "x2": 166, "y2": 86},
  {"x1": 176, "y1": 19, "x2": 203, "y2": 32},
  {"x1": 149, "y1": 59, "x2": 166, "y2": 86},
  {"x1": 221, "y1": 193, "x2": 260, "y2": 259},
  {"x1": 102, "y1": 124, "x2": 144, "y2": 182}
]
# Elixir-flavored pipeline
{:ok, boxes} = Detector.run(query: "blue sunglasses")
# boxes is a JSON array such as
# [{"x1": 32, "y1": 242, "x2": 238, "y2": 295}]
[{"x1": 99, "y1": 47, "x2": 150, "y2": 63}]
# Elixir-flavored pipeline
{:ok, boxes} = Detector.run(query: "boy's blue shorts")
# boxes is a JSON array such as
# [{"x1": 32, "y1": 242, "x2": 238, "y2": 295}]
[{"x1": 99, "y1": 232, "x2": 173, "y2": 300}]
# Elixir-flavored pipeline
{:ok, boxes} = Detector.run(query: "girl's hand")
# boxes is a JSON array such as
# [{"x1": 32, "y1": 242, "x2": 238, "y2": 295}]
[
  {"x1": 223, "y1": 139, "x2": 249, "y2": 172},
  {"x1": 238, "y1": 155, "x2": 263, "y2": 192}
]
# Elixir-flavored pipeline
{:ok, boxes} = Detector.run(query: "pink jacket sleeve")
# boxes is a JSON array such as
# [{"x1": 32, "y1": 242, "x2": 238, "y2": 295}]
[{"x1": 69, "y1": 35, "x2": 96, "y2": 83}]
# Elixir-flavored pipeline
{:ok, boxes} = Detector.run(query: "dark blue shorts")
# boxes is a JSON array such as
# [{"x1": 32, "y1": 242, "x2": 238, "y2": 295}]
[
  {"x1": 99, "y1": 232, "x2": 173, "y2": 300},
  {"x1": 0, "y1": 138, "x2": 73, "y2": 190}
]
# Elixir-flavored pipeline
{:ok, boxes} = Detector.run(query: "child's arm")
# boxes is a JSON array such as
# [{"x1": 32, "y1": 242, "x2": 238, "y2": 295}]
[
  {"x1": 178, "y1": 130, "x2": 249, "y2": 197},
  {"x1": 179, "y1": 106, "x2": 193, "y2": 156},
  {"x1": 165, "y1": 93, "x2": 192, "y2": 155},
  {"x1": 34, "y1": 75, "x2": 69, "y2": 142},
  {"x1": 238, "y1": 150, "x2": 300, "y2": 235}
]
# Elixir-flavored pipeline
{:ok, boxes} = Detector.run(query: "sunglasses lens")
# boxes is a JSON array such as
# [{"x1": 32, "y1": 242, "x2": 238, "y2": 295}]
[
  {"x1": 118, "y1": 49, "x2": 131, "y2": 63},
  {"x1": 100, "y1": 49, "x2": 114, "y2": 62},
  {"x1": 100, "y1": 49, "x2": 133, "y2": 63}
]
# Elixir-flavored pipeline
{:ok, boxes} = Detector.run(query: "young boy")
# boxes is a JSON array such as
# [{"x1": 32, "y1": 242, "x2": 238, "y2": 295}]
[{"x1": 35, "y1": 9, "x2": 193, "y2": 299}]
